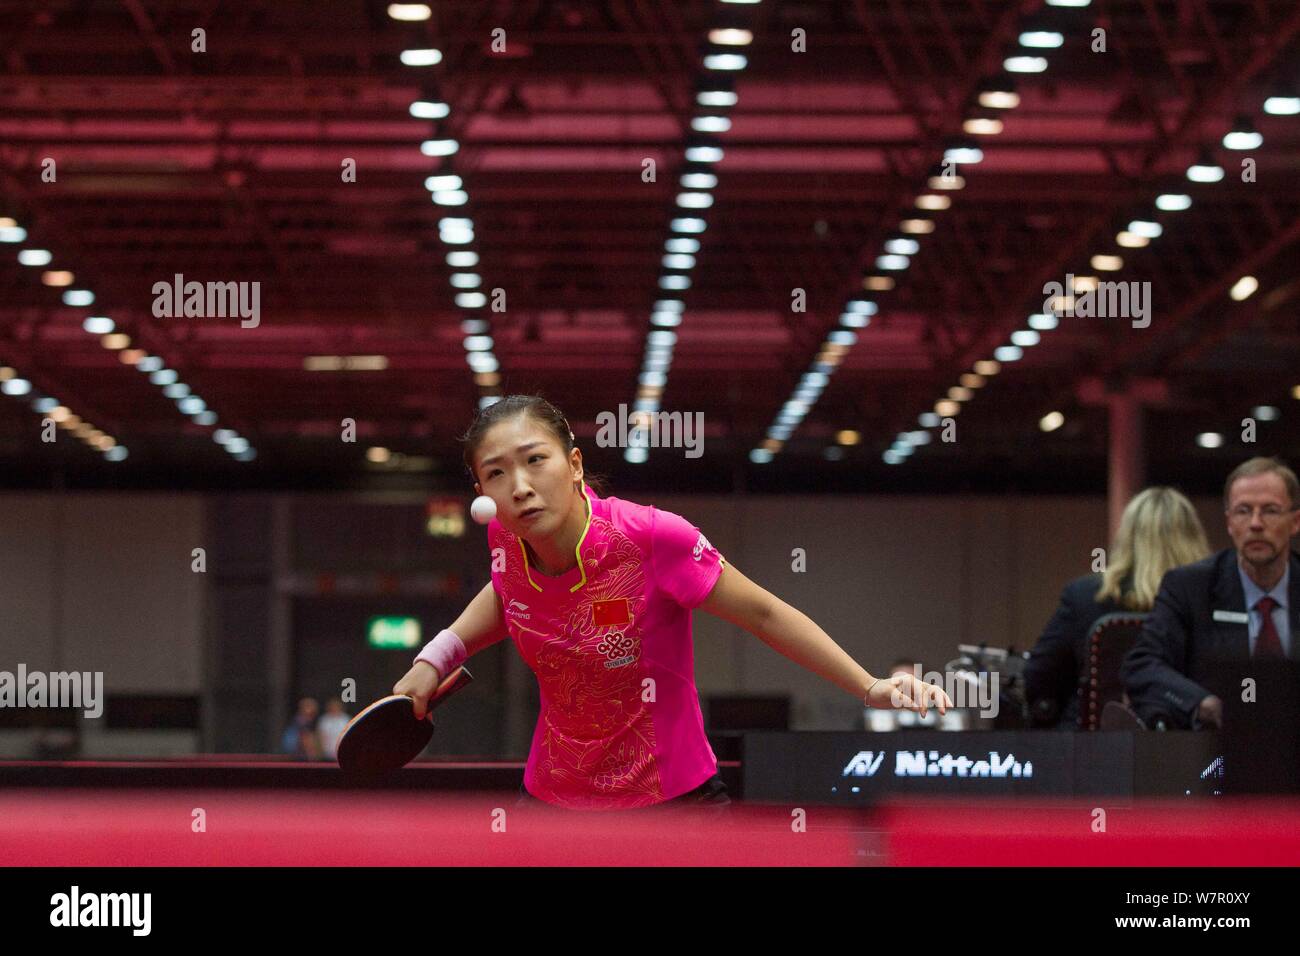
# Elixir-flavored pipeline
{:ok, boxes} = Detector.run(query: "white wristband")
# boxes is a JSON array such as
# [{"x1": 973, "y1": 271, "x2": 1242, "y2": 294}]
[{"x1": 414, "y1": 628, "x2": 468, "y2": 680}]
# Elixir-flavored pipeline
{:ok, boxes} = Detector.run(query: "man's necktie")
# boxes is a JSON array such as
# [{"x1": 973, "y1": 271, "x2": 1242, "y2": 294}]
[{"x1": 1253, "y1": 596, "x2": 1285, "y2": 658}]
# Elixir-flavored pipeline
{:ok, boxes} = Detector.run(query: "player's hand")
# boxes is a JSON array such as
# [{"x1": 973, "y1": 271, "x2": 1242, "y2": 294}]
[
  {"x1": 1196, "y1": 694, "x2": 1223, "y2": 729},
  {"x1": 866, "y1": 672, "x2": 952, "y2": 716},
  {"x1": 394, "y1": 662, "x2": 442, "y2": 720}
]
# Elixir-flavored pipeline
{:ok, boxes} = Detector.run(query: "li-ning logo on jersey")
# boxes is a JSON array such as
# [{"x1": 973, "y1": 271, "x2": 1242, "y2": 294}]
[
  {"x1": 692, "y1": 533, "x2": 712, "y2": 562},
  {"x1": 597, "y1": 630, "x2": 638, "y2": 669},
  {"x1": 506, "y1": 599, "x2": 531, "y2": 620}
]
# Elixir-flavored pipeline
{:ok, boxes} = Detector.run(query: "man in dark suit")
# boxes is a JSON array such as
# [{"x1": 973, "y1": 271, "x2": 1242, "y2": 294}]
[{"x1": 1123, "y1": 457, "x2": 1300, "y2": 729}]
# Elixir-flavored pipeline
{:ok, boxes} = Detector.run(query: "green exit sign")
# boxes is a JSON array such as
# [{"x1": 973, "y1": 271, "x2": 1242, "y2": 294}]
[{"x1": 368, "y1": 616, "x2": 422, "y2": 649}]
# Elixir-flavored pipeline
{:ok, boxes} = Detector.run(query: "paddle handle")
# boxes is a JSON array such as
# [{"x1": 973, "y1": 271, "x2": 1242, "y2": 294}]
[{"x1": 423, "y1": 664, "x2": 474, "y2": 715}]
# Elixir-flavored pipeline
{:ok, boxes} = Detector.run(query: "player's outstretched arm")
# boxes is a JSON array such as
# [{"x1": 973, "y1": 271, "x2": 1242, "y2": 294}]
[
  {"x1": 394, "y1": 581, "x2": 508, "y2": 717},
  {"x1": 698, "y1": 563, "x2": 951, "y2": 716},
  {"x1": 445, "y1": 580, "x2": 510, "y2": 653}
]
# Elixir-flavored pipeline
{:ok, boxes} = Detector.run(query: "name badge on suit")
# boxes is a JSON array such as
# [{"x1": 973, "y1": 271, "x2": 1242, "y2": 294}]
[{"x1": 1213, "y1": 610, "x2": 1249, "y2": 624}]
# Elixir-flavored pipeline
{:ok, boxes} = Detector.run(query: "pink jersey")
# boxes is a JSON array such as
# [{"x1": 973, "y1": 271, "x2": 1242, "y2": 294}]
[{"x1": 486, "y1": 484, "x2": 725, "y2": 810}]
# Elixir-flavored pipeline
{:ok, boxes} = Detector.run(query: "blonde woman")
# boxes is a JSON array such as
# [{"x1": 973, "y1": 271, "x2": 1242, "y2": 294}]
[{"x1": 1025, "y1": 487, "x2": 1210, "y2": 728}]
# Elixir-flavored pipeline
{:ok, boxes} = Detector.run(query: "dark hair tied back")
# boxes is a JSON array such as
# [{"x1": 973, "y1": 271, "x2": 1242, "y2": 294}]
[{"x1": 459, "y1": 393, "x2": 606, "y2": 495}]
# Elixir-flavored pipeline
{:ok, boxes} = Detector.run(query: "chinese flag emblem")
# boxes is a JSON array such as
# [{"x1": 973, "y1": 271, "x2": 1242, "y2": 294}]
[{"x1": 592, "y1": 598, "x2": 631, "y2": 627}]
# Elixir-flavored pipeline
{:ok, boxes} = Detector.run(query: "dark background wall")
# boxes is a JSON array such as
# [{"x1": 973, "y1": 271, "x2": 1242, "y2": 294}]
[{"x1": 0, "y1": 490, "x2": 1236, "y2": 757}]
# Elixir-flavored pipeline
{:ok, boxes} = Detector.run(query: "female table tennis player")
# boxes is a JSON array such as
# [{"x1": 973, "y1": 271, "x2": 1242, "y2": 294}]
[{"x1": 394, "y1": 395, "x2": 952, "y2": 811}]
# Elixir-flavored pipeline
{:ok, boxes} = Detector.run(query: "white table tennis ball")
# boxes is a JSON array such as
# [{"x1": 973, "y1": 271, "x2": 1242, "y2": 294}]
[{"x1": 470, "y1": 495, "x2": 497, "y2": 525}]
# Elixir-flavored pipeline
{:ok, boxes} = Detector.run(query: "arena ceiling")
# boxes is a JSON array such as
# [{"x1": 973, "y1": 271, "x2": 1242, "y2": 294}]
[{"x1": 1, "y1": 0, "x2": 1298, "y2": 494}]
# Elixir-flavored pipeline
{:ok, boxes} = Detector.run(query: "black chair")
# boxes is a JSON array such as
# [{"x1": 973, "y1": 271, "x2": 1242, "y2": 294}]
[{"x1": 1078, "y1": 612, "x2": 1147, "y2": 730}]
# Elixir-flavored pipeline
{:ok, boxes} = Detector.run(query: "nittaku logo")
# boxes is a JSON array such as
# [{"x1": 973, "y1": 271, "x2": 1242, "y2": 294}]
[
  {"x1": 843, "y1": 750, "x2": 1034, "y2": 778},
  {"x1": 842, "y1": 751, "x2": 886, "y2": 777}
]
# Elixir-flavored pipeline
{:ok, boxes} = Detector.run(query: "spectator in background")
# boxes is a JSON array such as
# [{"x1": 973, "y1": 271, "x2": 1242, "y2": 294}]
[
  {"x1": 33, "y1": 728, "x2": 80, "y2": 761},
  {"x1": 864, "y1": 659, "x2": 968, "y2": 731},
  {"x1": 315, "y1": 697, "x2": 351, "y2": 760},
  {"x1": 1026, "y1": 487, "x2": 1210, "y2": 729},
  {"x1": 280, "y1": 697, "x2": 321, "y2": 760},
  {"x1": 1123, "y1": 457, "x2": 1300, "y2": 729}
]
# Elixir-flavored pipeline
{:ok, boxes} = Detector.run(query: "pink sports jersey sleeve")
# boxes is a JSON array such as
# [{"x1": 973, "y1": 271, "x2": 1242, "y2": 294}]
[{"x1": 650, "y1": 507, "x2": 725, "y2": 609}]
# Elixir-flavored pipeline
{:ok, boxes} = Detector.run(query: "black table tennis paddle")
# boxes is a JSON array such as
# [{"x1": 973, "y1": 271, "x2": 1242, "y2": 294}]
[{"x1": 336, "y1": 666, "x2": 474, "y2": 776}]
